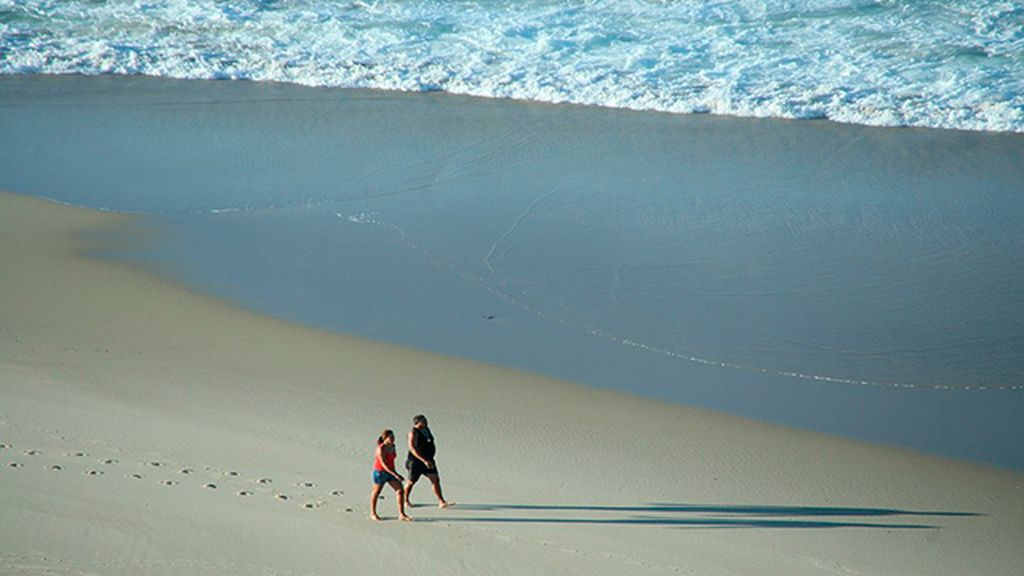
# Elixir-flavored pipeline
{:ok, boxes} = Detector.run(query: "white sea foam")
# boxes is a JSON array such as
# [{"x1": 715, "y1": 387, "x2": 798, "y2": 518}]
[
  {"x1": 2, "y1": 1, "x2": 1023, "y2": 132},
  {"x1": 2, "y1": 0, "x2": 1024, "y2": 130}
]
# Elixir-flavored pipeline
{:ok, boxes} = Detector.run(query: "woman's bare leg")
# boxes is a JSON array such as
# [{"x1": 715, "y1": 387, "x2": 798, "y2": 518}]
[
  {"x1": 369, "y1": 483, "x2": 384, "y2": 521},
  {"x1": 390, "y1": 480, "x2": 412, "y2": 521}
]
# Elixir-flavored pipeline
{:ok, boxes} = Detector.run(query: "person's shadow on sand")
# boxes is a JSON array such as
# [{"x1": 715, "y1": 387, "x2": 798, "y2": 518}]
[{"x1": 417, "y1": 503, "x2": 979, "y2": 529}]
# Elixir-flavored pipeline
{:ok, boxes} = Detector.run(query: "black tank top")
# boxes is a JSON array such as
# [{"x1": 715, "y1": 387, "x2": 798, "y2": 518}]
[{"x1": 409, "y1": 426, "x2": 435, "y2": 460}]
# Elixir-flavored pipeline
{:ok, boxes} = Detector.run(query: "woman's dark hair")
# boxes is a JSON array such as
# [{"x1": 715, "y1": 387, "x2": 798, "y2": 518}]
[{"x1": 377, "y1": 429, "x2": 394, "y2": 445}]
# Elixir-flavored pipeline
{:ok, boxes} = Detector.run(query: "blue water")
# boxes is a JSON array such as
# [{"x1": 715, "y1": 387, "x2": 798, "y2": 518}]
[
  {"x1": 3, "y1": 75, "x2": 1023, "y2": 469},
  {"x1": 3, "y1": 0, "x2": 1024, "y2": 132}
]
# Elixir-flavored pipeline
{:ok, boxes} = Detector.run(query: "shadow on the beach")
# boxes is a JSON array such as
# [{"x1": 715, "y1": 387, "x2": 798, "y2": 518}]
[{"x1": 418, "y1": 503, "x2": 979, "y2": 529}]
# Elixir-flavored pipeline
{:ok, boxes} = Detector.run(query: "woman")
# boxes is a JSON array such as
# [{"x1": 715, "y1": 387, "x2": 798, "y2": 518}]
[{"x1": 370, "y1": 429, "x2": 411, "y2": 522}]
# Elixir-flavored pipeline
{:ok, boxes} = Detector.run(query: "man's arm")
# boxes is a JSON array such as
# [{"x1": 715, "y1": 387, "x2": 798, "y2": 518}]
[{"x1": 407, "y1": 430, "x2": 432, "y2": 467}]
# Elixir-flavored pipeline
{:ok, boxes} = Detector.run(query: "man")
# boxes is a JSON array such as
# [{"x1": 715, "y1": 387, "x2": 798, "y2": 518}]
[{"x1": 404, "y1": 414, "x2": 450, "y2": 508}]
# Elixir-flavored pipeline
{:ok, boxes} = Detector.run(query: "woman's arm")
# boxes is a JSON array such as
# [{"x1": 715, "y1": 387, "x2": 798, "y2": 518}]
[{"x1": 377, "y1": 445, "x2": 404, "y2": 480}]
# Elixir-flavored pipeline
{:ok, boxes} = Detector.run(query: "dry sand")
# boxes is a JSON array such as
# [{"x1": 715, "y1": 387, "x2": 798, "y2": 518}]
[{"x1": 2, "y1": 190, "x2": 1022, "y2": 574}]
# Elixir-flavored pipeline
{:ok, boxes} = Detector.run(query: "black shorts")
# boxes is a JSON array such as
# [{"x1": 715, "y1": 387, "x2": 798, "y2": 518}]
[{"x1": 406, "y1": 458, "x2": 439, "y2": 482}]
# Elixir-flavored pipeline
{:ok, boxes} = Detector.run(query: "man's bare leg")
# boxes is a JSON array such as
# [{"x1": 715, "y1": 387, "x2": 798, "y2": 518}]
[
  {"x1": 403, "y1": 478, "x2": 417, "y2": 508},
  {"x1": 426, "y1": 473, "x2": 450, "y2": 508}
]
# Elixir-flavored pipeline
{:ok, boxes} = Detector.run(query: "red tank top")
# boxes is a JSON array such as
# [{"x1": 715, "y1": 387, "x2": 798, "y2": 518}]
[{"x1": 374, "y1": 444, "x2": 396, "y2": 472}]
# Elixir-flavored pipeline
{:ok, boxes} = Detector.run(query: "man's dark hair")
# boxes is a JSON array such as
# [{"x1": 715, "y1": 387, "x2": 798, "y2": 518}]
[{"x1": 413, "y1": 414, "x2": 427, "y2": 425}]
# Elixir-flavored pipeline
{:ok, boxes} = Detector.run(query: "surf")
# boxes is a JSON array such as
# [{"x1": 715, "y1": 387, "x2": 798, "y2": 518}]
[{"x1": 2, "y1": 0, "x2": 1022, "y2": 132}]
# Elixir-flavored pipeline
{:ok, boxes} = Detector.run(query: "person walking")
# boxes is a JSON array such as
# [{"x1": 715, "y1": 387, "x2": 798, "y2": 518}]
[
  {"x1": 404, "y1": 414, "x2": 450, "y2": 508},
  {"x1": 370, "y1": 429, "x2": 411, "y2": 522}
]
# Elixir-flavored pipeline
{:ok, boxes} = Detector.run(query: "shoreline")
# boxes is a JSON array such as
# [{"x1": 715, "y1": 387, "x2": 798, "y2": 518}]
[
  {"x1": 6, "y1": 72, "x2": 1024, "y2": 137},
  {"x1": 3, "y1": 74, "x2": 1024, "y2": 471},
  {"x1": 3, "y1": 191, "x2": 1024, "y2": 575}
]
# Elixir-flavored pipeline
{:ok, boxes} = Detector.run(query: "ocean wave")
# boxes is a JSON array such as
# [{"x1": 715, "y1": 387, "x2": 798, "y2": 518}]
[{"x1": 2, "y1": 0, "x2": 1023, "y2": 132}]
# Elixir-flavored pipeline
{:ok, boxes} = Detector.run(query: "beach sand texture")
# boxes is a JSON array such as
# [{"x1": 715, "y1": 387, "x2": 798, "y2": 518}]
[{"x1": 2, "y1": 191, "x2": 1022, "y2": 574}]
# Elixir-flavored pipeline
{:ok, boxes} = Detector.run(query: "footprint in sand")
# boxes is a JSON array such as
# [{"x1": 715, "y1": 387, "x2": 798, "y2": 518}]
[
  {"x1": 148, "y1": 462, "x2": 163, "y2": 468},
  {"x1": 50, "y1": 464, "x2": 63, "y2": 471},
  {"x1": 7, "y1": 462, "x2": 22, "y2": 468},
  {"x1": 330, "y1": 490, "x2": 344, "y2": 497},
  {"x1": 0, "y1": 443, "x2": 12, "y2": 449},
  {"x1": 24, "y1": 449, "x2": 41, "y2": 456},
  {"x1": 70, "y1": 452, "x2": 87, "y2": 458},
  {"x1": 258, "y1": 478, "x2": 273, "y2": 485},
  {"x1": 205, "y1": 483, "x2": 218, "y2": 490},
  {"x1": 225, "y1": 471, "x2": 241, "y2": 478},
  {"x1": 180, "y1": 468, "x2": 194, "y2": 475},
  {"x1": 303, "y1": 502, "x2": 322, "y2": 510},
  {"x1": 275, "y1": 494, "x2": 289, "y2": 501},
  {"x1": 298, "y1": 481, "x2": 315, "y2": 488},
  {"x1": 162, "y1": 480, "x2": 178, "y2": 486},
  {"x1": 85, "y1": 470, "x2": 104, "y2": 476},
  {"x1": 128, "y1": 473, "x2": 144, "y2": 480},
  {"x1": 102, "y1": 459, "x2": 118, "y2": 465},
  {"x1": 237, "y1": 490, "x2": 253, "y2": 497}
]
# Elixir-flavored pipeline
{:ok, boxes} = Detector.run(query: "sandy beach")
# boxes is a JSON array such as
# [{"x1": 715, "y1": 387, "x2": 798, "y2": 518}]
[{"x1": 2, "y1": 190, "x2": 1023, "y2": 574}]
